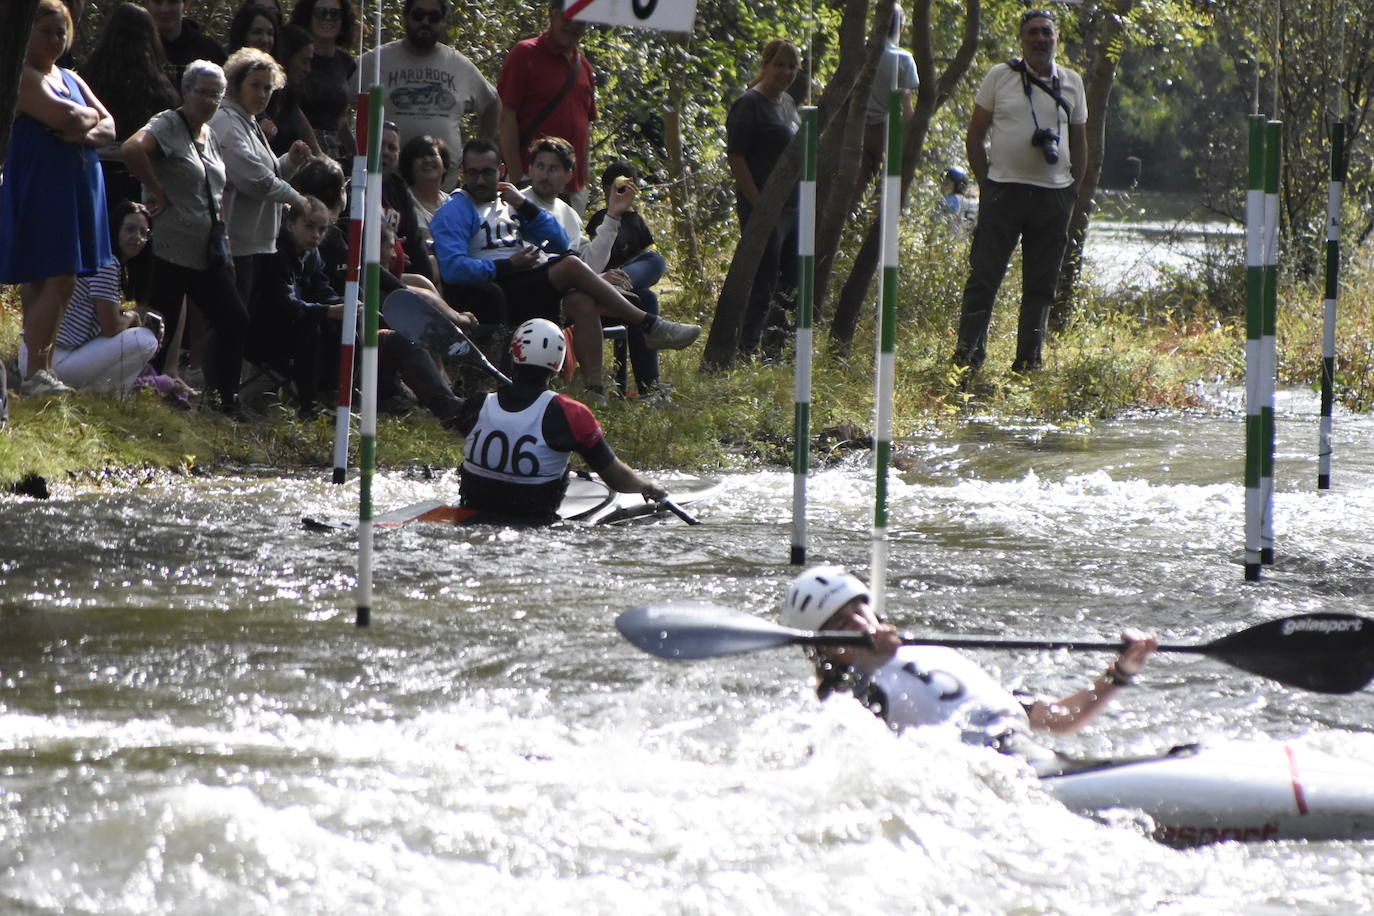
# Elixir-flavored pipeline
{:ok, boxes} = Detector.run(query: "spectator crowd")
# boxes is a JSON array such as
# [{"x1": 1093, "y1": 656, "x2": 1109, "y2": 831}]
[{"x1": 1, "y1": 0, "x2": 705, "y2": 424}]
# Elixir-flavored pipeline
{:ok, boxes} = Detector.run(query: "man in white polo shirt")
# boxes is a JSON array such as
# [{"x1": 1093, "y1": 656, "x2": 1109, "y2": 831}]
[{"x1": 953, "y1": 8, "x2": 1086, "y2": 374}]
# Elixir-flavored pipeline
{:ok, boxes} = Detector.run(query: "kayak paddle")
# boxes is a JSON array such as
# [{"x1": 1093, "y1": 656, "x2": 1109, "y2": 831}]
[
  {"x1": 614, "y1": 604, "x2": 1374, "y2": 694},
  {"x1": 382, "y1": 289, "x2": 511, "y2": 385}
]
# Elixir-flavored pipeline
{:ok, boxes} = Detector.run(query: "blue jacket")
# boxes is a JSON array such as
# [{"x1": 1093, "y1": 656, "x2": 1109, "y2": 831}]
[{"x1": 430, "y1": 191, "x2": 569, "y2": 286}]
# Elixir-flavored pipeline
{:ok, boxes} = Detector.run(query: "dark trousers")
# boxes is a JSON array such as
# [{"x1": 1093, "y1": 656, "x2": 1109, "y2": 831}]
[
  {"x1": 954, "y1": 180, "x2": 1076, "y2": 371},
  {"x1": 618, "y1": 250, "x2": 665, "y2": 390},
  {"x1": 737, "y1": 201, "x2": 798, "y2": 356},
  {"x1": 148, "y1": 255, "x2": 250, "y2": 406}
]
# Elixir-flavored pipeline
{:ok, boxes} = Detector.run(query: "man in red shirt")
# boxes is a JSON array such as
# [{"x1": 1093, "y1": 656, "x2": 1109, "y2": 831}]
[{"x1": 498, "y1": 0, "x2": 596, "y2": 213}]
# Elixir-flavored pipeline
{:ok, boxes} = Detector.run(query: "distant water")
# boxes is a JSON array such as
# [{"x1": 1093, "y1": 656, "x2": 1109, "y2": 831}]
[{"x1": 1084, "y1": 190, "x2": 1242, "y2": 291}]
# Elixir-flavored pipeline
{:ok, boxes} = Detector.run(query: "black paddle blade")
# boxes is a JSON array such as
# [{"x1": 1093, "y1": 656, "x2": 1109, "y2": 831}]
[
  {"x1": 617, "y1": 604, "x2": 812, "y2": 659},
  {"x1": 1202, "y1": 613, "x2": 1374, "y2": 694},
  {"x1": 382, "y1": 290, "x2": 511, "y2": 385}
]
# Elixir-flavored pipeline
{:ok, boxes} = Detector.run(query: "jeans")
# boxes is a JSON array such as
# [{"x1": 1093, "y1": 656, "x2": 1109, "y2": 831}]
[
  {"x1": 736, "y1": 201, "x2": 798, "y2": 356},
  {"x1": 618, "y1": 250, "x2": 665, "y2": 390},
  {"x1": 954, "y1": 180, "x2": 1076, "y2": 371}
]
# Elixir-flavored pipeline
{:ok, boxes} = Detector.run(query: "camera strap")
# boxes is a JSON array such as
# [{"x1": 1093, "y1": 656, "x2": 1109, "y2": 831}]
[{"x1": 1008, "y1": 58, "x2": 1071, "y2": 119}]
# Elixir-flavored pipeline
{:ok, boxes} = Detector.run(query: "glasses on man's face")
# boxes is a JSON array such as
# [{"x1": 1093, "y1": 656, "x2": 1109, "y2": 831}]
[
  {"x1": 190, "y1": 87, "x2": 224, "y2": 103},
  {"x1": 313, "y1": 6, "x2": 342, "y2": 20},
  {"x1": 410, "y1": 9, "x2": 443, "y2": 24},
  {"x1": 463, "y1": 167, "x2": 499, "y2": 179}
]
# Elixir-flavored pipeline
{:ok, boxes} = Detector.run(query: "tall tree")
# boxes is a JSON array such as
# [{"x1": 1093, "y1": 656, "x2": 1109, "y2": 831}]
[
  {"x1": 829, "y1": 0, "x2": 981, "y2": 348},
  {"x1": 0, "y1": 0, "x2": 42, "y2": 175}
]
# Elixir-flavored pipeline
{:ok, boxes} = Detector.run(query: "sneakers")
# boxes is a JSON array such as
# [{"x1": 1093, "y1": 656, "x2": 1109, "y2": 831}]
[
  {"x1": 19, "y1": 370, "x2": 74, "y2": 397},
  {"x1": 642, "y1": 317, "x2": 701, "y2": 351}
]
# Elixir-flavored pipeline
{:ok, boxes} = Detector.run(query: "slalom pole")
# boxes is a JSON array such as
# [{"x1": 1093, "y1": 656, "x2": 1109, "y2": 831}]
[
  {"x1": 869, "y1": 79, "x2": 900, "y2": 617},
  {"x1": 1260, "y1": 120, "x2": 1281, "y2": 566},
  {"x1": 790, "y1": 106, "x2": 817, "y2": 566},
  {"x1": 1243, "y1": 114, "x2": 1264, "y2": 581},
  {"x1": 1317, "y1": 120, "x2": 1344, "y2": 489},
  {"x1": 331, "y1": 91, "x2": 369, "y2": 484},
  {"x1": 356, "y1": 12, "x2": 382, "y2": 628}
]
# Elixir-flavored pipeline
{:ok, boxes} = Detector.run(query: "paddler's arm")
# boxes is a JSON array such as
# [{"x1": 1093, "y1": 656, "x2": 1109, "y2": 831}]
[
  {"x1": 1026, "y1": 629, "x2": 1158, "y2": 735},
  {"x1": 596, "y1": 458, "x2": 667, "y2": 501}
]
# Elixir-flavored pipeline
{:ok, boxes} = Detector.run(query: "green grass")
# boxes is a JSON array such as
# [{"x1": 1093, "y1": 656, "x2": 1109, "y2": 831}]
[{"x1": 4, "y1": 235, "x2": 1372, "y2": 489}]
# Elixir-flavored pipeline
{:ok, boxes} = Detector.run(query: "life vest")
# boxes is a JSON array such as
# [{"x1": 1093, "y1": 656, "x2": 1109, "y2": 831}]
[{"x1": 462, "y1": 389, "x2": 567, "y2": 485}]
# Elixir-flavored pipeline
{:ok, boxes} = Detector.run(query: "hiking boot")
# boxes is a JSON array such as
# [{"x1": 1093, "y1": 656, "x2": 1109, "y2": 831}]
[
  {"x1": 19, "y1": 370, "x2": 74, "y2": 397},
  {"x1": 642, "y1": 317, "x2": 701, "y2": 350}
]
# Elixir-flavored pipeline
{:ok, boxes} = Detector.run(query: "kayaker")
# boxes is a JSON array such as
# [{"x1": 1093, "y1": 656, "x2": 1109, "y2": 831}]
[
  {"x1": 451, "y1": 318, "x2": 668, "y2": 521},
  {"x1": 783, "y1": 566, "x2": 1158, "y2": 761}
]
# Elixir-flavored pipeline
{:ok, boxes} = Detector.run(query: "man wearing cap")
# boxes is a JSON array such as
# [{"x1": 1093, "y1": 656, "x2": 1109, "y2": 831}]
[
  {"x1": 953, "y1": 8, "x2": 1087, "y2": 375},
  {"x1": 498, "y1": 0, "x2": 597, "y2": 214}
]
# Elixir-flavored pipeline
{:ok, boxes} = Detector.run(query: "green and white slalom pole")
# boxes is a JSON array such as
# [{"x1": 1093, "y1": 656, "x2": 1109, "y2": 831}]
[
  {"x1": 1260, "y1": 120, "x2": 1281, "y2": 566},
  {"x1": 791, "y1": 106, "x2": 817, "y2": 566},
  {"x1": 1318, "y1": 120, "x2": 1344, "y2": 490},
  {"x1": 1243, "y1": 114, "x2": 1264, "y2": 581},
  {"x1": 356, "y1": 18, "x2": 382, "y2": 628},
  {"x1": 870, "y1": 82, "x2": 901, "y2": 616}
]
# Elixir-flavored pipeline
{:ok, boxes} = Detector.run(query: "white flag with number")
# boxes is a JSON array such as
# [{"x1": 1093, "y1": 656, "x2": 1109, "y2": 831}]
[{"x1": 563, "y1": 0, "x2": 697, "y2": 33}]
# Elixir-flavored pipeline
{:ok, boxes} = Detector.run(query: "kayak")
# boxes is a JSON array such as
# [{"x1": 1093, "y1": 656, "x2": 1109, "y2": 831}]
[
  {"x1": 1039, "y1": 740, "x2": 1374, "y2": 845},
  {"x1": 303, "y1": 475, "x2": 720, "y2": 531}
]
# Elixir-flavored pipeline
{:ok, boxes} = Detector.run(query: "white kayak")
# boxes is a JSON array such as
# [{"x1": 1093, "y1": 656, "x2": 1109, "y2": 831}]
[{"x1": 1040, "y1": 740, "x2": 1374, "y2": 845}]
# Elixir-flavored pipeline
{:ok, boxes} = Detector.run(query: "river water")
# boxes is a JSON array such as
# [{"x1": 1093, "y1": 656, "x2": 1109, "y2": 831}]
[{"x1": 3, "y1": 390, "x2": 1374, "y2": 914}]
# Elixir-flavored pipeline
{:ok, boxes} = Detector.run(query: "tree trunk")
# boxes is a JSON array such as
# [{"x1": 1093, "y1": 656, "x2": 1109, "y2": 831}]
[
  {"x1": 664, "y1": 40, "x2": 711, "y2": 299},
  {"x1": 811, "y1": 0, "x2": 893, "y2": 320},
  {"x1": 0, "y1": 0, "x2": 41, "y2": 175},
  {"x1": 830, "y1": 0, "x2": 981, "y2": 349},
  {"x1": 702, "y1": 0, "x2": 872, "y2": 369},
  {"x1": 1051, "y1": 1, "x2": 1132, "y2": 332}
]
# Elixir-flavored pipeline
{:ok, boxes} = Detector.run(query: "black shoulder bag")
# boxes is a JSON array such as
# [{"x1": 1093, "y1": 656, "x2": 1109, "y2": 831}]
[
  {"x1": 177, "y1": 109, "x2": 230, "y2": 271},
  {"x1": 518, "y1": 50, "x2": 582, "y2": 152}
]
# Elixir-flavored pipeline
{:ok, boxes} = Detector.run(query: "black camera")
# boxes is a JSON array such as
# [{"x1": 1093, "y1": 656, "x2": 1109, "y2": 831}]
[{"x1": 1031, "y1": 127, "x2": 1060, "y2": 164}]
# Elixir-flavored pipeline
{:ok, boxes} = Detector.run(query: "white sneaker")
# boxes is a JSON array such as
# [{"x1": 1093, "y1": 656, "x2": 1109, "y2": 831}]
[
  {"x1": 642, "y1": 317, "x2": 701, "y2": 350},
  {"x1": 20, "y1": 370, "x2": 74, "y2": 396}
]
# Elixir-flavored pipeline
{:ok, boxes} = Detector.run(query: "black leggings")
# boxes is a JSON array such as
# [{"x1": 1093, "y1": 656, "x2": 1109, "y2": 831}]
[{"x1": 149, "y1": 256, "x2": 250, "y2": 406}]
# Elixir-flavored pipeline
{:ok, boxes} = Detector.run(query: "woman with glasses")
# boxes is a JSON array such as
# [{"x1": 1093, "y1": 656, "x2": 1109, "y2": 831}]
[
  {"x1": 122, "y1": 60, "x2": 251, "y2": 415},
  {"x1": 288, "y1": 0, "x2": 357, "y2": 165},
  {"x1": 0, "y1": 0, "x2": 116, "y2": 398}
]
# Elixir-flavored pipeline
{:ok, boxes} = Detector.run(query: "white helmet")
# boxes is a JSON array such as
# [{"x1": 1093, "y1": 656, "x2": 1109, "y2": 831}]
[
  {"x1": 511, "y1": 318, "x2": 566, "y2": 372},
  {"x1": 781, "y1": 565, "x2": 870, "y2": 631}
]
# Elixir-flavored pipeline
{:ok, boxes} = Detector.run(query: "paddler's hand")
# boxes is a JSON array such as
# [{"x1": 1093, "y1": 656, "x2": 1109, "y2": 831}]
[
  {"x1": 641, "y1": 479, "x2": 668, "y2": 501},
  {"x1": 1115, "y1": 628, "x2": 1158, "y2": 677}
]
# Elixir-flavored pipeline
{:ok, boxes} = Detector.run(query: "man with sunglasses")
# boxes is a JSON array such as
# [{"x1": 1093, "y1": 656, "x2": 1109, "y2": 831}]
[
  {"x1": 953, "y1": 8, "x2": 1086, "y2": 377},
  {"x1": 355, "y1": 0, "x2": 499, "y2": 190}
]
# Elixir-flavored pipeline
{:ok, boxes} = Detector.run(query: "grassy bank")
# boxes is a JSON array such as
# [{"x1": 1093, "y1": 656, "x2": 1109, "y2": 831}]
[{"x1": 3, "y1": 234, "x2": 1371, "y2": 490}]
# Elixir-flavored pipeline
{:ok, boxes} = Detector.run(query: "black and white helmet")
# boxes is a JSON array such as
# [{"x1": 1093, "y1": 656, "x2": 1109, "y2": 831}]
[{"x1": 781, "y1": 566, "x2": 870, "y2": 631}]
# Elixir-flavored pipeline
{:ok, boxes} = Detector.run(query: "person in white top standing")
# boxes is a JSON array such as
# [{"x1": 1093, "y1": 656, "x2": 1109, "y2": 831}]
[
  {"x1": 354, "y1": 0, "x2": 500, "y2": 191},
  {"x1": 953, "y1": 8, "x2": 1087, "y2": 375}
]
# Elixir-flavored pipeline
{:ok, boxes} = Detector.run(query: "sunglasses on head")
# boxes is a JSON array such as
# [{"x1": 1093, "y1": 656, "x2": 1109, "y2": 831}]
[{"x1": 409, "y1": 8, "x2": 443, "y2": 23}]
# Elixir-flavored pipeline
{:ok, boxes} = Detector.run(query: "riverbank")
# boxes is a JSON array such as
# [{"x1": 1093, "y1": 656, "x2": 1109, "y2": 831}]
[{"x1": 3, "y1": 244, "x2": 1371, "y2": 491}]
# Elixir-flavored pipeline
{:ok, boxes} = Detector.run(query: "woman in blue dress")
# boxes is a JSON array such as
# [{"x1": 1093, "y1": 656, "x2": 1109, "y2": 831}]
[{"x1": 0, "y1": 0, "x2": 116, "y2": 397}]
